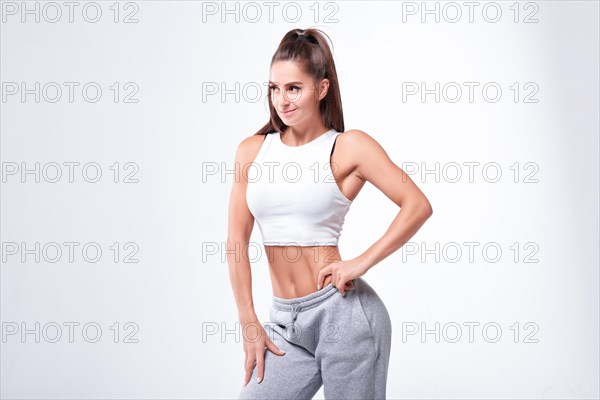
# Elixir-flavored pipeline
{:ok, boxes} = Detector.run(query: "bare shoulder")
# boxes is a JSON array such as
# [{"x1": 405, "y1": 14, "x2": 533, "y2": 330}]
[
  {"x1": 234, "y1": 133, "x2": 268, "y2": 164},
  {"x1": 337, "y1": 129, "x2": 390, "y2": 157}
]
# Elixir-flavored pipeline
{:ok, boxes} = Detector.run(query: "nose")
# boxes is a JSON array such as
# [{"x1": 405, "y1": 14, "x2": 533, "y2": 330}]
[{"x1": 272, "y1": 90, "x2": 290, "y2": 106}]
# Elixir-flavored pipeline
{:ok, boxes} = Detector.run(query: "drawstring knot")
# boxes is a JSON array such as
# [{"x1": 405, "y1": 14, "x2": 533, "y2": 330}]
[
  {"x1": 289, "y1": 303, "x2": 304, "y2": 336},
  {"x1": 290, "y1": 303, "x2": 303, "y2": 323}
]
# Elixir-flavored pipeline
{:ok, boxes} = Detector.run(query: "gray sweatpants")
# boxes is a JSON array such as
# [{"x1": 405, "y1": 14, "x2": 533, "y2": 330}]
[{"x1": 238, "y1": 277, "x2": 392, "y2": 400}]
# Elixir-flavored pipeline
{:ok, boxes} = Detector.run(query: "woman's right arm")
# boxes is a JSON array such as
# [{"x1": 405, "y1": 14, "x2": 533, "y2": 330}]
[
  {"x1": 226, "y1": 135, "x2": 285, "y2": 386},
  {"x1": 227, "y1": 136, "x2": 260, "y2": 326}
]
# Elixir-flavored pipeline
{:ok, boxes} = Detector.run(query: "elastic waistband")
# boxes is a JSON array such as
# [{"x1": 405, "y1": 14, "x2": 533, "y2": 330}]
[{"x1": 271, "y1": 282, "x2": 340, "y2": 312}]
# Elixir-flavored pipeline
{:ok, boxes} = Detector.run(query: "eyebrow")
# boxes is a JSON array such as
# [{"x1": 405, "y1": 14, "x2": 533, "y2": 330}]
[{"x1": 268, "y1": 81, "x2": 304, "y2": 86}]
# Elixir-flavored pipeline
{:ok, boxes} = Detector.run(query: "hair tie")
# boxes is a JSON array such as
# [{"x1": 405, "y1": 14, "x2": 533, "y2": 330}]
[{"x1": 296, "y1": 33, "x2": 316, "y2": 44}]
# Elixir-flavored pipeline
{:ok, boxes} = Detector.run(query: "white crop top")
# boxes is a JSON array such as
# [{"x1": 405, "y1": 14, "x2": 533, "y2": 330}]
[{"x1": 246, "y1": 129, "x2": 353, "y2": 246}]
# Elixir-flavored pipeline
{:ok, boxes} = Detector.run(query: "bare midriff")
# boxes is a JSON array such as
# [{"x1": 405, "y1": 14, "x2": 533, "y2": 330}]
[{"x1": 266, "y1": 245, "x2": 342, "y2": 299}]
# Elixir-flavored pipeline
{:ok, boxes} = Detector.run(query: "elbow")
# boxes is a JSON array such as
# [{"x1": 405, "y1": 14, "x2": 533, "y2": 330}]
[
  {"x1": 425, "y1": 202, "x2": 433, "y2": 218},
  {"x1": 400, "y1": 198, "x2": 432, "y2": 224},
  {"x1": 420, "y1": 198, "x2": 433, "y2": 220},
  {"x1": 399, "y1": 198, "x2": 433, "y2": 219}
]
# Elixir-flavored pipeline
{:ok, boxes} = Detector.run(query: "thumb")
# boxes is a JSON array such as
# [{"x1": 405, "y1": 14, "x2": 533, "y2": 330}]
[{"x1": 266, "y1": 340, "x2": 286, "y2": 356}]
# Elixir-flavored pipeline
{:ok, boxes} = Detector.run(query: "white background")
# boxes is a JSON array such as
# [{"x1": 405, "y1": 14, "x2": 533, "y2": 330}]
[{"x1": 1, "y1": 1, "x2": 598, "y2": 399}]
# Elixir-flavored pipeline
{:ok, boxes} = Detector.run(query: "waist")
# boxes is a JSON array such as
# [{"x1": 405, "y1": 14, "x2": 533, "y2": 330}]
[
  {"x1": 272, "y1": 280, "x2": 339, "y2": 310},
  {"x1": 265, "y1": 245, "x2": 341, "y2": 264},
  {"x1": 267, "y1": 245, "x2": 342, "y2": 299}
]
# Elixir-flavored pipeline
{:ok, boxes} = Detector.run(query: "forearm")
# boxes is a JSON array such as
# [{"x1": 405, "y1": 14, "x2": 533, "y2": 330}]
[
  {"x1": 358, "y1": 201, "x2": 432, "y2": 271},
  {"x1": 226, "y1": 238, "x2": 259, "y2": 324}
]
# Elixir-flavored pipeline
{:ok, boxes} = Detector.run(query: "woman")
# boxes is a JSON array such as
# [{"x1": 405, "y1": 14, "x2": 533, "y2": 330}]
[{"x1": 227, "y1": 28, "x2": 432, "y2": 400}]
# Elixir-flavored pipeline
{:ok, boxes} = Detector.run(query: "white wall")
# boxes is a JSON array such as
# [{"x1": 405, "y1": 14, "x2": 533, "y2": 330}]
[{"x1": 1, "y1": 1, "x2": 598, "y2": 399}]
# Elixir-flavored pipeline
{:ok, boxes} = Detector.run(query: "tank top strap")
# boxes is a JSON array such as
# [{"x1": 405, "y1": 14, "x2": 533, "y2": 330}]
[
  {"x1": 328, "y1": 130, "x2": 343, "y2": 156},
  {"x1": 320, "y1": 129, "x2": 342, "y2": 159},
  {"x1": 252, "y1": 132, "x2": 276, "y2": 165}
]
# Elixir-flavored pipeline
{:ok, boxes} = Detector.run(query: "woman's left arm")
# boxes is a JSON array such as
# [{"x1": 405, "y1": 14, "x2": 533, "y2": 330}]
[
  {"x1": 350, "y1": 129, "x2": 433, "y2": 272},
  {"x1": 317, "y1": 129, "x2": 433, "y2": 292}
]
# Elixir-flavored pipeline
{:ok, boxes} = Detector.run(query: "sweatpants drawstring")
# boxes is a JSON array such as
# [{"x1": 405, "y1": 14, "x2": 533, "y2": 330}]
[
  {"x1": 290, "y1": 303, "x2": 303, "y2": 323},
  {"x1": 289, "y1": 303, "x2": 304, "y2": 336}
]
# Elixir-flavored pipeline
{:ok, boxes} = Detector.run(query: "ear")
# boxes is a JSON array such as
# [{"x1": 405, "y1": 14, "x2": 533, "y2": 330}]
[{"x1": 318, "y1": 78, "x2": 330, "y2": 101}]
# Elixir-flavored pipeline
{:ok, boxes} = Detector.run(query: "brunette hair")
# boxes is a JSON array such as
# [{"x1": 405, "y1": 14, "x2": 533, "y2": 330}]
[{"x1": 254, "y1": 28, "x2": 344, "y2": 136}]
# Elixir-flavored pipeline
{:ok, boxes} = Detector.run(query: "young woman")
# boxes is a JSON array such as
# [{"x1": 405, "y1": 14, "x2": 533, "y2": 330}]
[{"x1": 227, "y1": 28, "x2": 433, "y2": 400}]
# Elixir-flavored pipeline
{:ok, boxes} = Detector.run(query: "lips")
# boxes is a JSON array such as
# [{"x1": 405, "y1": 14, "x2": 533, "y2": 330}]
[{"x1": 280, "y1": 109, "x2": 297, "y2": 116}]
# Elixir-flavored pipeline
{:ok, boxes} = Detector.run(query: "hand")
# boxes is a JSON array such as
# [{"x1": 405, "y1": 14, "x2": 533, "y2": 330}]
[
  {"x1": 317, "y1": 257, "x2": 369, "y2": 296},
  {"x1": 241, "y1": 320, "x2": 286, "y2": 386}
]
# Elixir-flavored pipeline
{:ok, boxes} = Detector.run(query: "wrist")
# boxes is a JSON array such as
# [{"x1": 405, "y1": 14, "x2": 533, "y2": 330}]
[
  {"x1": 239, "y1": 310, "x2": 259, "y2": 325},
  {"x1": 358, "y1": 251, "x2": 376, "y2": 272}
]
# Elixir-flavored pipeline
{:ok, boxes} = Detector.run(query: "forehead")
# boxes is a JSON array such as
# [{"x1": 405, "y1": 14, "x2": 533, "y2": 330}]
[{"x1": 269, "y1": 60, "x2": 310, "y2": 83}]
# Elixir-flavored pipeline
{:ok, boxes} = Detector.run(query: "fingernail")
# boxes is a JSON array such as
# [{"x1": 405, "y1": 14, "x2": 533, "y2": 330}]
[
  {"x1": 257, "y1": 376, "x2": 262, "y2": 383},
  {"x1": 243, "y1": 380, "x2": 247, "y2": 387},
  {"x1": 317, "y1": 284, "x2": 320, "y2": 289},
  {"x1": 282, "y1": 351, "x2": 286, "y2": 355}
]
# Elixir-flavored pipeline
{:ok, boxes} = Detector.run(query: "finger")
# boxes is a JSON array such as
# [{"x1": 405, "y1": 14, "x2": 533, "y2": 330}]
[
  {"x1": 317, "y1": 267, "x2": 330, "y2": 290},
  {"x1": 243, "y1": 356, "x2": 255, "y2": 386},
  {"x1": 256, "y1": 348, "x2": 265, "y2": 383},
  {"x1": 338, "y1": 278, "x2": 346, "y2": 296},
  {"x1": 341, "y1": 278, "x2": 352, "y2": 296},
  {"x1": 317, "y1": 265, "x2": 332, "y2": 289},
  {"x1": 266, "y1": 340, "x2": 286, "y2": 356},
  {"x1": 324, "y1": 274, "x2": 333, "y2": 289},
  {"x1": 337, "y1": 275, "x2": 343, "y2": 291}
]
